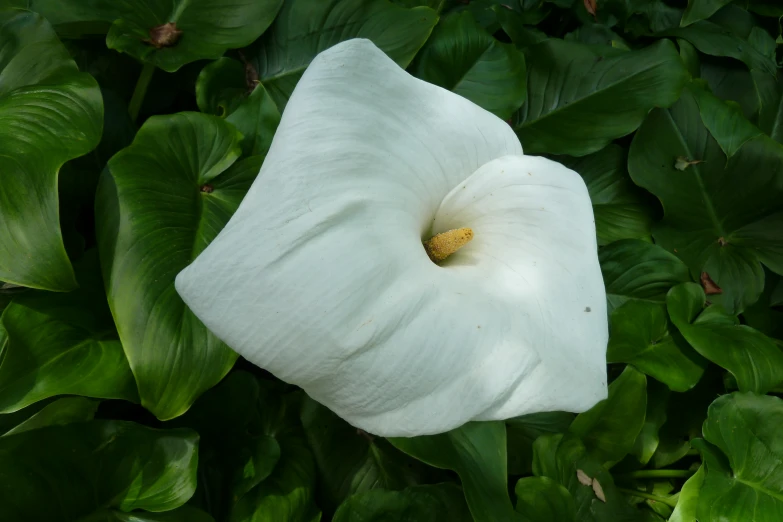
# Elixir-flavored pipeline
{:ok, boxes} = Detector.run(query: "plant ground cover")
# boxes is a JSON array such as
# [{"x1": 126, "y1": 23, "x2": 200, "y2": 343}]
[{"x1": 1, "y1": 0, "x2": 782, "y2": 521}]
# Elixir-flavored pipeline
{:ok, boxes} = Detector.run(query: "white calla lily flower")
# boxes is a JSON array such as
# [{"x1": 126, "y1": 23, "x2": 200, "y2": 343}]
[{"x1": 176, "y1": 39, "x2": 608, "y2": 437}]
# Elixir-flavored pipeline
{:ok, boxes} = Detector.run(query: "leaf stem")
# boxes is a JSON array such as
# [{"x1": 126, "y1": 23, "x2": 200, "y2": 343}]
[
  {"x1": 129, "y1": 62, "x2": 156, "y2": 122},
  {"x1": 617, "y1": 488, "x2": 678, "y2": 508},
  {"x1": 618, "y1": 469, "x2": 695, "y2": 480}
]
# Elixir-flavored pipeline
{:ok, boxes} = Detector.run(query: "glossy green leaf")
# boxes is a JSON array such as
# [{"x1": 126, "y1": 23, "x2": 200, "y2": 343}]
[
  {"x1": 390, "y1": 422, "x2": 521, "y2": 522},
  {"x1": 412, "y1": 11, "x2": 526, "y2": 119},
  {"x1": 96, "y1": 113, "x2": 262, "y2": 420},
  {"x1": 300, "y1": 397, "x2": 428, "y2": 511},
  {"x1": 0, "y1": 420, "x2": 198, "y2": 521},
  {"x1": 332, "y1": 484, "x2": 471, "y2": 522},
  {"x1": 513, "y1": 38, "x2": 688, "y2": 156},
  {"x1": 507, "y1": 412, "x2": 574, "y2": 475},
  {"x1": 0, "y1": 253, "x2": 137, "y2": 412},
  {"x1": 662, "y1": 9, "x2": 777, "y2": 76},
  {"x1": 2, "y1": 397, "x2": 97, "y2": 436},
  {"x1": 651, "y1": 368, "x2": 722, "y2": 468},
  {"x1": 196, "y1": 58, "x2": 282, "y2": 157},
  {"x1": 743, "y1": 269, "x2": 783, "y2": 339},
  {"x1": 630, "y1": 380, "x2": 670, "y2": 465},
  {"x1": 696, "y1": 392, "x2": 783, "y2": 522},
  {"x1": 599, "y1": 239, "x2": 692, "y2": 314},
  {"x1": 229, "y1": 433, "x2": 320, "y2": 522},
  {"x1": 629, "y1": 82, "x2": 783, "y2": 314},
  {"x1": 669, "y1": 465, "x2": 704, "y2": 522},
  {"x1": 692, "y1": 79, "x2": 762, "y2": 158},
  {"x1": 570, "y1": 365, "x2": 647, "y2": 466},
  {"x1": 680, "y1": 0, "x2": 733, "y2": 27},
  {"x1": 559, "y1": 145, "x2": 653, "y2": 246},
  {"x1": 82, "y1": 506, "x2": 215, "y2": 522},
  {"x1": 245, "y1": 0, "x2": 439, "y2": 110},
  {"x1": 165, "y1": 372, "x2": 280, "y2": 520},
  {"x1": 25, "y1": 0, "x2": 284, "y2": 72},
  {"x1": 0, "y1": 10, "x2": 102, "y2": 291},
  {"x1": 607, "y1": 301, "x2": 707, "y2": 392},
  {"x1": 754, "y1": 69, "x2": 783, "y2": 144},
  {"x1": 514, "y1": 476, "x2": 576, "y2": 522},
  {"x1": 532, "y1": 433, "x2": 645, "y2": 521},
  {"x1": 667, "y1": 283, "x2": 783, "y2": 394}
]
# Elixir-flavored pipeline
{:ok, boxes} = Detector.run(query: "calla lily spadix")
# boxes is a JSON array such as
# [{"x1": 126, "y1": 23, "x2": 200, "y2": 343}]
[{"x1": 175, "y1": 39, "x2": 609, "y2": 437}]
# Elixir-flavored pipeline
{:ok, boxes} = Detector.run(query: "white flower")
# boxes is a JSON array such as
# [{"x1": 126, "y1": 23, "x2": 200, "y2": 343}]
[{"x1": 176, "y1": 39, "x2": 608, "y2": 437}]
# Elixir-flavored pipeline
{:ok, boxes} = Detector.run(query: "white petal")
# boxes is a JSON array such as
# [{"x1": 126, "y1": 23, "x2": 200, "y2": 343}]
[{"x1": 176, "y1": 39, "x2": 606, "y2": 437}]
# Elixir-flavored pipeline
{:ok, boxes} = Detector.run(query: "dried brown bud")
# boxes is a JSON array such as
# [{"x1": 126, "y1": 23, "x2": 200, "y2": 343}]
[{"x1": 146, "y1": 22, "x2": 183, "y2": 49}]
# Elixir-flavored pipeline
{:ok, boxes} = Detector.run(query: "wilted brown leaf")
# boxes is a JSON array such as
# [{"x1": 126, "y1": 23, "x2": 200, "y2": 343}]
[{"x1": 700, "y1": 272, "x2": 723, "y2": 295}]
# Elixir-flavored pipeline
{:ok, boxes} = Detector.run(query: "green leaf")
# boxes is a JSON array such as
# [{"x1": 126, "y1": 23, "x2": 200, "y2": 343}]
[
  {"x1": 667, "y1": 283, "x2": 783, "y2": 394},
  {"x1": 680, "y1": 0, "x2": 733, "y2": 27},
  {"x1": 754, "y1": 69, "x2": 783, "y2": 144},
  {"x1": 630, "y1": 380, "x2": 670, "y2": 465},
  {"x1": 513, "y1": 38, "x2": 689, "y2": 156},
  {"x1": 690, "y1": 79, "x2": 763, "y2": 158},
  {"x1": 26, "y1": 0, "x2": 284, "y2": 72},
  {"x1": 300, "y1": 397, "x2": 429, "y2": 511},
  {"x1": 390, "y1": 422, "x2": 520, "y2": 522},
  {"x1": 570, "y1": 365, "x2": 648, "y2": 466},
  {"x1": 607, "y1": 301, "x2": 707, "y2": 392},
  {"x1": 532, "y1": 433, "x2": 644, "y2": 521},
  {"x1": 0, "y1": 10, "x2": 103, "y2": 291},
  {"x1": 628, "y1": 82, "x2": 783, "y2": 314},
  {"x1": 599, "y1": 239, "x2": 692, "y2": 313},
  {"x1": 507, "y1": 412, "x2": 574, "y2": 475},
  {"x1": 661, "y1": 10, "x2": 778, "y2": 76},
  {"x1": 229, "y1": 433, "x2": 321, "y2": 522},
  {"x1": 669, "y1": 465, "x2": 704, "y2": 522},
  {"x1": 696, "y1": 392, "x2": 783, "y2": 522},
  {"x1": 196, "y1": 58, "x2": 282, "y2": 157},
  {"x1": 1, "y1": 397, "x2": 97, "y2": 436},
  {"x1": 0, "y1": 253, "x2": 138, "y2": 412},
  {"x1": 411, "y1": 11, "x2": 526, "y2": 119},
  {"x1": 743, "y1": 269, "x2": 783, "y2": 339},
  {"x1": 559, "y1": 145, "x2": 653, "y2": 246},
  {"x1": 0, "y1": 420, "x2": 198, "y2": 520},
  {"x1": 514, "y1": 476, "x2": 576, "y2": 522},
  {"x1": 165, "y1": 372, "x2": 280, "y2": 520},
  {"x1": 96, "y1": 112, "x2": 263, "y2": 420},
  {"x1": 245, "y1": 0, "x2": 439, "y2": 110},
  {"x1": 332, "y1": 484, "x2": 471, "y2": 522},
  {"x1": 82, "y1": 505, "x2": 215, "y2": 522}
]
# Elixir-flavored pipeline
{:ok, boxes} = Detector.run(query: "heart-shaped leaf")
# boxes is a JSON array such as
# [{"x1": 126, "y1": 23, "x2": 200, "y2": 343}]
[
  {"x1": 0, "y1": 253, "x2": 137, "y2": 412},
  {"x1": 514, "y1": 476, "x2": 576, "y2": 522},
  {"x1": 96, "y1": 112, "x2": 262, "y2": 420},
  {"x1": 333, "y1": 484, "x2": 471, "y2": 522},
  {"x1": 506, "y1": 412, "x2": 574, "y2": 475},
  {"x1": 607, "y1": 301, "x2": 707, "y2": 392},
  {"x1": 196, "y1": 58, "x2": 281, "y2": 157},
  {"x1": 629, "y1": 82, "x2": 783, "y2": 314},
  {"x1": 0, "y1": 10, "x2": 102, "y2": 291},
  {"x1": 0, "y1": 420, "x2": 198, "y2": 521},
  {"x1": 513, "y1": 38, "x2": 689, "y2": 156},
  {"x1": 560, "y1": 146, "x2": 654, "y2": 246},
  {"x1": 1, "y1": 397, "x2": 97, "y2": 437},
  {"x1": 570, "y1": 365, "x2": 647, "y2": 467},
  {"x1": 667, "y1": 283, "x2": 783, "y2": 394},
  {"x1": 532, "y1": 433, "x2": 646, "y2": 521},
  {"x1": 300, "y1": 397, "x2": 430, "y2": 511},
  {"x1": 411, "y1": 11, "x2": 526, "y2": 119},
  {"x1": 600, "y1": 239, "x2": 692, "y2": 313},
  {"x1": 390, "y1": 422, "x2": 521, "y2": 522},
  {"x1": 25, "y1": 0, "x2": 284, "y2": 72},
  {"x1": 243, "y1": 0, "x2": 438, "y2": 110},
  {"x1": 695, "y1": 392, "x2": 783, "y2": 522}
]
